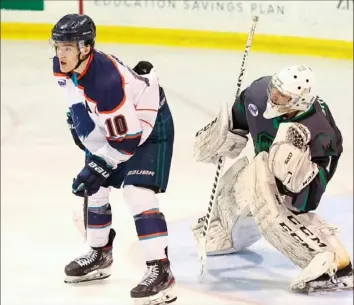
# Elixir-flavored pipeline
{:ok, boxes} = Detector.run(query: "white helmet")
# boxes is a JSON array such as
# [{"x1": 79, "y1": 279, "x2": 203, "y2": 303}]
[{"x1": 263, "y1": 65, "x2": 316, "y2": 119}]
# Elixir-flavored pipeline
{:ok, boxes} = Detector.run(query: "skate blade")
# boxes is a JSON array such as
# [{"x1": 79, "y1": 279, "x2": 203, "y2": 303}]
[
  {"x1": 64, "y1": 267, "x2": 111, "y2": 284},
  {"x1": 133, "y1": 285, "x2": 177, "y2": 305},
  {"x1": 296, "y1": 285, "x2": 353, "y2": 295},
  {"x1": 292, "y1": 279, "x2": 353, "y2": 294}
]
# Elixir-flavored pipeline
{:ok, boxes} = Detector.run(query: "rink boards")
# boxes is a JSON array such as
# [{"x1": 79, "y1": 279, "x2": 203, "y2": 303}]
[{"x1": 0, "y1": 0, "x2": 353, "y2": 59}]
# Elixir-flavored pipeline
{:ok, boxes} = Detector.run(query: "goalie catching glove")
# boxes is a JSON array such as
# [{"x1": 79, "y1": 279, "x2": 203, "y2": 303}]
[{"x1": 193, "y1": 102, "x2": 248, "y2": 164}]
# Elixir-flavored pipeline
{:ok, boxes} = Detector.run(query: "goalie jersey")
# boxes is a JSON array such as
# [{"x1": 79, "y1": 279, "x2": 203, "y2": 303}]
[
  {"x1": 53, "y1": 50, "x2": 160, "y2": 168},
  {"x1": 231, "y1": 76, "x2": 343, "y2": 212}
]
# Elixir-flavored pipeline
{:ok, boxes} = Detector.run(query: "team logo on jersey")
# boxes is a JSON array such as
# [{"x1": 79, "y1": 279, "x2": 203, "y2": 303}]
[
  {"x1": 248, "y1": 103, "x2": 258, "y2": 116},
  {"x1": 70, "y1": 103, "x2": 95, "y2": 140},
  {"x1": 58, "y1": 79, "x2": 66, "y2": 87},
  {"x1": 255, "y1": 132, "x2": 274, "y2": 154}
]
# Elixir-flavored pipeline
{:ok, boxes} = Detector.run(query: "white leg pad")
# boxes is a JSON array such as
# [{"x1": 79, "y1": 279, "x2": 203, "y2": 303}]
[
  {"x1": 241, "y1": 152, "x2": 336, "y2": 270},
  {"x1": 290, "y1": 251, "x2": 337, "y2": 291},
  {"x1": 244, "y1": 152, "x2": 353, "y2": 290},
  {"x1": 296, "y1": 212, "x2": 352, "y2": 270},
  {"x1": 291, "y1": 213, "x2": 352, "y2": 290},
  {"x1": 193, "y1": 156, "x2": 261, "y2": 255}
]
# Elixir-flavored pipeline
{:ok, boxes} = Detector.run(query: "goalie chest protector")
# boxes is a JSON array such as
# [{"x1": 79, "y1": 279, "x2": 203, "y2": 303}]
[{"x1": 236, "y1": 76, "x2": 342, "y2": 159}]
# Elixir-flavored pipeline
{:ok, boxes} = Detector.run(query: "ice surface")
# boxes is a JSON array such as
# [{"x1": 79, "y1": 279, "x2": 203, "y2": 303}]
[{"x1": 1, "y1": 40, "x2": 352, "y2": 305}]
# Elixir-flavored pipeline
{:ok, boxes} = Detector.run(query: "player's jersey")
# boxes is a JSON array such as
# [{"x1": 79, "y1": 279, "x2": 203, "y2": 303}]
[
  {"x1": 231, "y1": 76, "x2": 343, "y2": 211},
  {"x1": 53, "y1": 50, "x2": 161, "y2": 167}
]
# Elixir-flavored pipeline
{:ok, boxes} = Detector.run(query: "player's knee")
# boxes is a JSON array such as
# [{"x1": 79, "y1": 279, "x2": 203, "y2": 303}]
[
  {"x1": 88, "y1": 186, "x2": 110, "y2": 208},
  {"x1": 123, "y1": 185, "x2": 159, "y2": 215}
]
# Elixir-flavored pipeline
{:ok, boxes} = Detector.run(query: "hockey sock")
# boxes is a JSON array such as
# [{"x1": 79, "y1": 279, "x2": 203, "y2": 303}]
[
  {"x1": 134, "y1": 209, "x2": 168, "y2": 261},
  {"x1": 87, "y1": 203, "x2": 112, "y2": 248}
]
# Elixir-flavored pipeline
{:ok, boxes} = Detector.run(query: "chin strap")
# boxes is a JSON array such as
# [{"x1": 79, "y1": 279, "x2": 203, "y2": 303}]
[
  {"x1": 73, "y1": 52, "x2": 91, "y2": 71},
  {"x1": 72, "y1": 41, "x2": 94, "y2": 71}
]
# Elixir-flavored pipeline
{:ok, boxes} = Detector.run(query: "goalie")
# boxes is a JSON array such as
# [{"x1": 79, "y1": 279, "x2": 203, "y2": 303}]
[{"x1": 192, "y1": 65, "x2": 353, "y2": 293}]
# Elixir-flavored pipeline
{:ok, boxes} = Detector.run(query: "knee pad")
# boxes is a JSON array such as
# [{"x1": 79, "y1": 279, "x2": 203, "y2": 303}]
[{"x1": 123, "y1": 185, "x2": 158, "y2": 215}]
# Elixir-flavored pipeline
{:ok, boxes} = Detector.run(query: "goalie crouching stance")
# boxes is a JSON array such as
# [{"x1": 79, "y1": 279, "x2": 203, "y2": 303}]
[{"x1": 193, "y1": 65, "x2": 353, "y2": 293}]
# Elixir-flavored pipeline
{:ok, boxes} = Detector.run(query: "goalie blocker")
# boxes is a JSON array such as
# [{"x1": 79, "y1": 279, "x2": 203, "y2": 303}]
[{"x1": 193, "y1": 65, "x2": 352, "y2": 293}]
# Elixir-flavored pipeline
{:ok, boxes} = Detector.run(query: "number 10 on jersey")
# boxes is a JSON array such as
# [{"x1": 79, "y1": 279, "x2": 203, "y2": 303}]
[{"x1": 105, "y1": 115, "x2": 128, "y2": 138}]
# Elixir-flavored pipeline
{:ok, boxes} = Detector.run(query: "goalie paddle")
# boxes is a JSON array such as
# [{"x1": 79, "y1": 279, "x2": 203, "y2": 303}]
[{"x1": 198, "y1": 15, "x2": 260, "y2": 283}]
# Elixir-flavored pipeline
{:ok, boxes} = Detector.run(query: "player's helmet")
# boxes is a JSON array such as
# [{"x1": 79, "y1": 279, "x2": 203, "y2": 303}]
[
  {"x1": 263, "y1": 65, "x2": 316, "y2": 119},
  {"x1": 51, "y1": 14, "x2": 96, "y2": 48}
]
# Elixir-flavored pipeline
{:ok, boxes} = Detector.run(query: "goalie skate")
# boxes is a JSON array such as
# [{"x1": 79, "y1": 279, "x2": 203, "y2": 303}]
[
  {"x1": 64, "y1": 229, "x2": 116, "y2": 284},
  {"x1": 130, "y1": 258, "x2": 177, "y2": 305},
  {"x1": 293, "y1": 263, "x2": 353, "y2": 294}
]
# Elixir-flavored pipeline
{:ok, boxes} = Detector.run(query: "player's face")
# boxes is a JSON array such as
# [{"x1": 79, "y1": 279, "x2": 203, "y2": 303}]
[
  {"x1": 55, "y1": 42, "x2": 80, "y2": 73},
  {"x1": 270, "y1": 88, "x2": 292, "y2": 106}
]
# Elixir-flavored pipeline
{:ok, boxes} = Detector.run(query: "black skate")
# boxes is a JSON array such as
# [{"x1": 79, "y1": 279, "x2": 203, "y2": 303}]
[
  {"x1": 296, "y1": 263, "x2": 353, "y2": 294},
  {"x1": 64, "y1": 228, "x2": 116, "y2": 284},
  {"x1": 130, "y1": 258, "x2": 177, "y2": 305}
]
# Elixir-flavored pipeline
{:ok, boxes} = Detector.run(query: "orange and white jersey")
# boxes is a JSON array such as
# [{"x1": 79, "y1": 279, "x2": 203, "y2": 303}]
[{"x1": 53, "y1": 50, "x2": 160, "y2": 167}]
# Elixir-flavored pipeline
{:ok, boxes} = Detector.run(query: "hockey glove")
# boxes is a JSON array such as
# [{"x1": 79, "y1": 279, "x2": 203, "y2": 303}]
[
  {"x1": 133, "y1": 61, "x2": 154, "y2": 75},
  {"x1": 66, "y1": 111, "x2": 85, "y2": 151},
  {"x1": 72, "y1": 155, "x2": 113, "y2": 197}
]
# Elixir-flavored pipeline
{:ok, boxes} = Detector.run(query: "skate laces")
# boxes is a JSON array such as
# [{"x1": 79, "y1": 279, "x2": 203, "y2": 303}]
[
  {"x1": 75, "y1": 249, "x2": 98, "y2": 267},
  {"x1": 140, "y1": 264, "x2": 159, "y2": 286}
]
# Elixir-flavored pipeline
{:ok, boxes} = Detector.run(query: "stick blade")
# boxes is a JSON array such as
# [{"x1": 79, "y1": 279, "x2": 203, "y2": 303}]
[{"x1": 198, "y1": 237, "x2": 207, "y2": 282}]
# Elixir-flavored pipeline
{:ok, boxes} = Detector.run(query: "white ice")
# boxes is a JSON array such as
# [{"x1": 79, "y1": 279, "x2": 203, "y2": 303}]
[{"x1": 1, "y1": 41, "x2": 353, "y2": 305}]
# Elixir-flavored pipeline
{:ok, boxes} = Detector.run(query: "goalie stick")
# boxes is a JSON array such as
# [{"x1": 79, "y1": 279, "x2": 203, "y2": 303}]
[{"x1": 198, "y1": 15, "x2": 259, "y2": 282}]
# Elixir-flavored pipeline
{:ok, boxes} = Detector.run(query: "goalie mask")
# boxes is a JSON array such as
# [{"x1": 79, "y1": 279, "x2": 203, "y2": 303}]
[{"x1": 263, "y1": 65, "x2": 316, "y2": 119}]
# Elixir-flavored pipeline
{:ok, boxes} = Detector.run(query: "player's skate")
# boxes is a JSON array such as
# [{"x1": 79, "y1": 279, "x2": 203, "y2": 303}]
[
  {"x1": 295, "y1": 262, "x2": 353, "y2": 294},
  {"x1": 130, "y1": 258, "x2": 177, "y2": 305},
  {"x1": 64, "y1": 228, "x2": 116, "y2": 283}
]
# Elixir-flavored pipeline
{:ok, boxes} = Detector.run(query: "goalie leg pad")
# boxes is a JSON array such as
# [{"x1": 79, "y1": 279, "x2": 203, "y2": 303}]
[
  {"x1": 193, "y1": 218, "x2": 234, "y2": 256},
  {"x1": 291, "y1": 212, "x2": 352, "y2": 291},
  {"x1": 193, "y1": 157, "x2": 261, "y2": 255},
  {"x1": 240, "y1": 151, "x2": 335, "y2": 269},
  {"x1": 230, "y1": 211, "x2": 262, "y2": 253},
  {"x1": 243, "y1": 152, "x2": 352, "y2": 291},
  {"x1": 296, "y1": 212, "x2": 352, "y2": 270}
]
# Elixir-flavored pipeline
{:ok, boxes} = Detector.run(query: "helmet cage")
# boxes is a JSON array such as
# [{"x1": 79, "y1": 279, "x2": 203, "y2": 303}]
[{"x1": 266, "y1": 75, "x2": 314, "y2": 113}]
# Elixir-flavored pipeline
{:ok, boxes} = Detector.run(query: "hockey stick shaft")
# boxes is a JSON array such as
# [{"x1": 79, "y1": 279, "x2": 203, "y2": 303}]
[
  {"x1": 83, "y1": 151, "x2": 89, "y2": 241},
  {"x1": 198, "y1": 16, "x2": 259, "y2": 281},
  {"x1": 83, "y1": 190, "x2": 88, "y2": 240}
]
